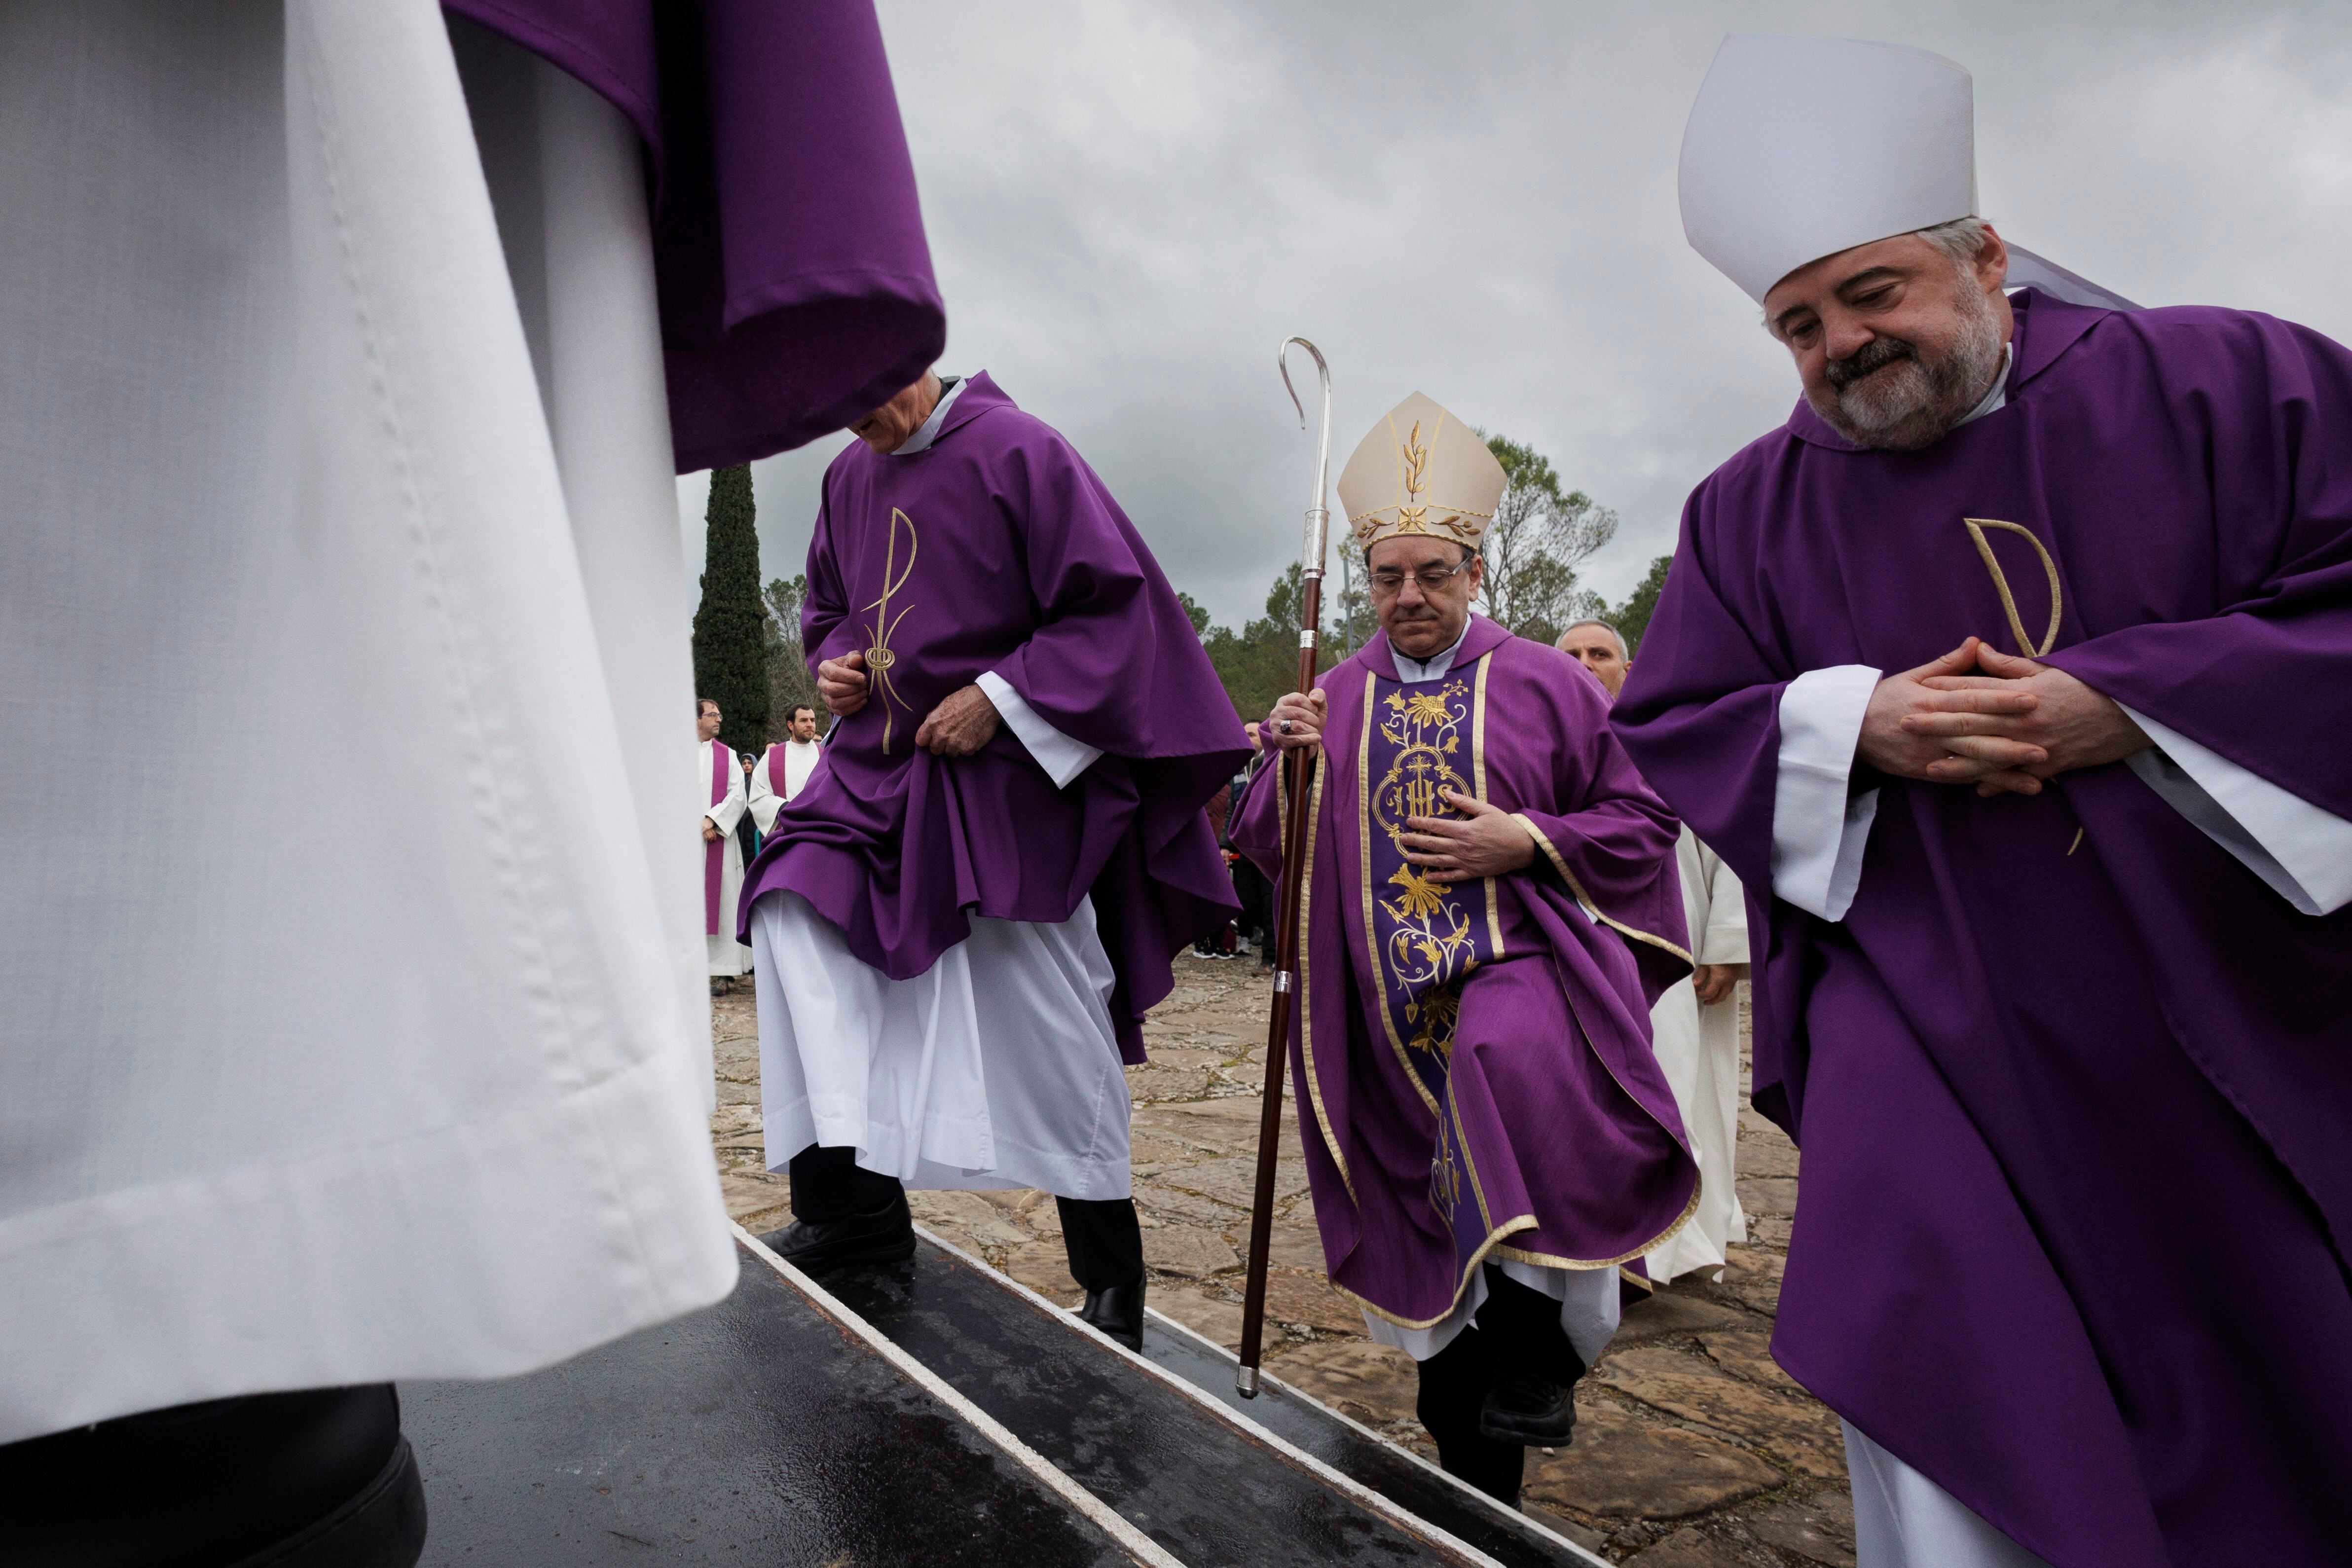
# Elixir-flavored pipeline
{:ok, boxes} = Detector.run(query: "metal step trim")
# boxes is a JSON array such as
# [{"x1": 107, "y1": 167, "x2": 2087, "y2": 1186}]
[
  {"x1": 734, "y1": 1222, "x2": 1185, "y2": 1568},
  {"x1": 1141, "y1": 1306, "x2": 1614, "y2": 1568},
  {"x1": 908, "y1": 1222, "x2": 1511, "y2": 1568}
]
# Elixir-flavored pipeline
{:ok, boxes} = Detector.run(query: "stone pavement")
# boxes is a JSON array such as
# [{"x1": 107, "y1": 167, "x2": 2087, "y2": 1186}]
[{"x1": 709, "y1": 957, "x2": 1855, "y2": 1568}]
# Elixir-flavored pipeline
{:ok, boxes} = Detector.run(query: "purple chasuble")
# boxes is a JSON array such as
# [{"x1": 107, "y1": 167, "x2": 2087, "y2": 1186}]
[
  {"x1": 1613, "y1": 291, "x2": 2352, "y2": 1567},
  {"x1": 740, "y1": 374, "x2": 1249, "y2": 1060},
  {"x1": 1232, "y1": 619, "x2": 1694, "y2": 1330},
  {"x1": 704, "y1": 741, "x2": 731, "y2": 936},
  {"x1": 441, "y1": 0, "x2": 945, "y2": 469}
]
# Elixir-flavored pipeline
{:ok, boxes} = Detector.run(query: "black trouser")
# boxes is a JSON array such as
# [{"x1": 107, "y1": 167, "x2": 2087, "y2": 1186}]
[
  {"x1": 788, "y1": 1142, "x2": 904, "y2": 1223},
  {"x1": 1056, "y1": 1195, "x2": 1144, "y2": 1291},
  {"x1": 788, "y1": 1144, "x2": 1142, "y2": 1291},
  {"x1": 1413, "y1": 1264, "x2": 1587, "y2": 1505},
  {"x1": 2, "y1": 1383, "x2": 427, "y2": 1567}
]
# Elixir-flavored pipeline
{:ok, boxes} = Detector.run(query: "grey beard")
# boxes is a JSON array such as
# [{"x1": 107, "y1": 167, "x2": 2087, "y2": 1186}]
[{"x1": 1810, "y1": 284, "x2": 2006, "y2": 450}]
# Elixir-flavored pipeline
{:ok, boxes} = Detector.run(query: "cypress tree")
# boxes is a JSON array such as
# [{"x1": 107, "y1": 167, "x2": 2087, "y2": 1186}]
[{"x1": 691, "y1": 465, "x2": 770, "y2": 755}]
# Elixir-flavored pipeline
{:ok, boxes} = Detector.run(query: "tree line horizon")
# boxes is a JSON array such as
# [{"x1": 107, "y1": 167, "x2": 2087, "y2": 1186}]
[{"x1": 693, "y1": 435, "x2": 1670, "y2": 753}]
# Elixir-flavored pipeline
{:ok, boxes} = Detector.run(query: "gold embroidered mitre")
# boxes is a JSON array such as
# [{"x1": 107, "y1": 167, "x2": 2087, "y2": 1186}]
[{"x1": 1336, "y1": 393, "x2": 1506, "y2": 553}]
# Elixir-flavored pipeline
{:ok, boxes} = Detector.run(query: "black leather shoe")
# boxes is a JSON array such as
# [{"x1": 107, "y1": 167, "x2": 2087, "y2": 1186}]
[
  {"x1": 758, "y1": 1192, "x2": 915, "y2": 1270},
  {"x1": 1076, "y1": 1279, "x2": 1145, "y2": 1351},
  {"x1": 1478, "y1": 1371, "x2": 1576, "y2": 1446}
]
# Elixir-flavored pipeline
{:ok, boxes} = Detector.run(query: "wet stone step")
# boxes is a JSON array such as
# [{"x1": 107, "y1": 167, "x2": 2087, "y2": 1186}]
[
  {"x1": 810, "y1": 1233, "x2": 1492, "y2": 1568},
  {"x1": 401, "y1": 1239, "x2": 1145, "y2": 1566}
]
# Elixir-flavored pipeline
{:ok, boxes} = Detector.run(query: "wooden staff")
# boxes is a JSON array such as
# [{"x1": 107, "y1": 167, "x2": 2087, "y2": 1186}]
[{"x1": 1236, "y1": 337, "x2": 1332, "y2": 1397}]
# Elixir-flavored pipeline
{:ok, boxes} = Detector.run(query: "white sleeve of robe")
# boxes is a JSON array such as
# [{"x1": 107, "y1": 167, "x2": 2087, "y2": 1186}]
[
  {"x1": 703, "y1": 742, "x2": 748, "y2": 835},
  {"x1": 747, "y1": 749, "x2": 782, "y2": 834},
  {"x1": 976, "y1": 668, "x2": 1102, "y2": 788},
  {"x1": 2117, "y1": 706, "x2": 2352, "y2": 916},
  {"x1": 1772, "y1": 670, "x2": 2352, "y2": 921},
  {"x1": 1771, "y1": 665, "x2": 1882, "y2": 920},
  {"x1": 0, "y1": 4, "x2": 733, "y2": 1443}
]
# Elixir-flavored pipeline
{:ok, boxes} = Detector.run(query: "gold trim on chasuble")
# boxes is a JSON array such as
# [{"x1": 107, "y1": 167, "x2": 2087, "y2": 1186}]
[
  {"x1": 1961, "y1": 516, "x2": 2063, "y2": 657},
  {"x1": 1292, "y1": 751, "x2": 1355, "y2": 1203},
  {"x1": 1509, "y1": 814, "x2": 1695, "y2": 966},
  {"x1": 862, "y1": 507, "x2": 919, "y2": 753}
]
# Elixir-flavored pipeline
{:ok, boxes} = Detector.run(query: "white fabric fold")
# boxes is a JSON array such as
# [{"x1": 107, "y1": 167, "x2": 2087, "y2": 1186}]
[
  {"x1": 2121, "y1": 707, "x2": 2352, "y2": 916},
  {"x1": 1845, "y1": 1422, "x2": 2056, "y2": 1568},
  {"x1": 1358, "y1": 1258, "x2": 1623, "y2": 1370},
  {"x1": 1771, "y1": 664, "x2": 1883, "y2": 921},
  {"x1": 978, "y1": 668, "x2": 1103, "y2": 788},
  {"x1": 750, "y1": 892, "x2": 1131, "y2": 1200},
  {"x1": 0, "y1": 2, "x2": 734, "y2": 1444},
  {"x1": 890, "y1": 372, "x2": 969, "y2": 456}
]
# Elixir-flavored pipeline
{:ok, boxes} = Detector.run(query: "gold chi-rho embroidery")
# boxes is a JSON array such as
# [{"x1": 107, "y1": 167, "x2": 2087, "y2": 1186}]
[
  {"x1": 863, "y1": 507, "x2": 918, "y2": 754},
  {"x1": 1961, "y1": 516, "x2": 2062, "y2": 656}
]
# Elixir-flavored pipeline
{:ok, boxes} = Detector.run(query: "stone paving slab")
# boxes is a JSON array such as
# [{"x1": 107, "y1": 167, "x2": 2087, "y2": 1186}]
[{"x1": 708, "y1": 958, "x2": 1857, "y2": 1566}]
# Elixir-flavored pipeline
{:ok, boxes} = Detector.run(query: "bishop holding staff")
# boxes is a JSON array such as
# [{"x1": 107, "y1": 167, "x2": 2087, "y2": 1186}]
[
  {"x1": 1614, "y1": 35, "x2": 2352, "y2": 1568},
  {"x1": 1233, "y1": 396, "x2": 1695, "y2": 1506},
  {"x1": 740, "y1": 368, "x2": 1248, "y2": 1350}
]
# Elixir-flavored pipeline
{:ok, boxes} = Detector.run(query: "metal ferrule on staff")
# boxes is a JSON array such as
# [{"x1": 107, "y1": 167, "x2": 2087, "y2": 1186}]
[{"x1": 1237, "y1": 338, "x2": 1333, "y2": 1397}]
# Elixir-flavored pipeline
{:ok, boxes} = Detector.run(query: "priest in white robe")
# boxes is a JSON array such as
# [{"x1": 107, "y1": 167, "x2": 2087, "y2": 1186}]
[
  {"x1": 748, "y1": 702, "x2": 826, "y2": 833},
  {"x1": 1560, "y1": 618, "x2": 1753, "y2": 1285},
  {"x1": 698, "y1": 697, "x2": 751, "y2": 982},
  {"x1": 1644, "y1": 828, "x2": 1749, "y2": 1283}
]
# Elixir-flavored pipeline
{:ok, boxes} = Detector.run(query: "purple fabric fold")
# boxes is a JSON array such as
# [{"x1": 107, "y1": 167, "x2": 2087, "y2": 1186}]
[
  {"x1": 1612, "y1": 290, "x2": 2352, "y2": 1567},
  {"x1": 442, "y1": 0, "x2": 946, "y2": 469},
  {"x1": 738, "y1": 374, "x2": 1248, "y2": 1060}
]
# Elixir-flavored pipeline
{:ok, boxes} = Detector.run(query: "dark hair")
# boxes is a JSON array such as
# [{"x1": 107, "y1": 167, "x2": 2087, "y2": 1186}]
[
  {"x1": 789, "y1": 704, "x2": 817, "y2": 723},
  {"x1": 696, "y1": 697, "x2": 718, "y2": 715}
]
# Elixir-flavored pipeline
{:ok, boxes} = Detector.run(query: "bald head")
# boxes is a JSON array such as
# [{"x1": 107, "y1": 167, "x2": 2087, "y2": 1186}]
[{"x1": 1556, "y1": 620, "x2": 1629, "y2": 698}]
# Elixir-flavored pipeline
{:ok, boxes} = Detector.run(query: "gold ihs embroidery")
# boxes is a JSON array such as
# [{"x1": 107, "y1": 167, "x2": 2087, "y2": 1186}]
[
  {"x1": 1373, "y1": 680, "x2": 1480, "y2": 1059},
  {"x1": 864, "y1": 507, "x2": 919, "y2": 754}
]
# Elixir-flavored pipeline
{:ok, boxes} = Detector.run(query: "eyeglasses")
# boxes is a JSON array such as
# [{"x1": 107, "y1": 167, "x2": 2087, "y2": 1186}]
[{"x1": 1368, "y1": 558, "x2": 1474, "y2": 596}]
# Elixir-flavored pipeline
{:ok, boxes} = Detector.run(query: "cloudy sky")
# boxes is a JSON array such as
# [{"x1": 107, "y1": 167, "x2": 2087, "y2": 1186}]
[{"x1": 678, "y1": 0, "x2": 2352, "y2": 629}]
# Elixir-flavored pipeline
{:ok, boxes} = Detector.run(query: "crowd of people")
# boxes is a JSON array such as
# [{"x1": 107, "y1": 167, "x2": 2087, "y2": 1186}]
[
  {"x1": 732, "y1": 33, "x2": 2351, "y2": 1568},
  {"x1": 8, "y1": 12, "x2": 2345, "y2": 1568}
]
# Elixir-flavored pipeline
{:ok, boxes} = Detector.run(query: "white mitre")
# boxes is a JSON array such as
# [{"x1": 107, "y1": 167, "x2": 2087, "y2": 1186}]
[
  {"x1": 1677, "y1": 34, "x2": 2135, "y2": 311},
  {"x1": 1336, "y1": 393, "x2": 1507, "y2": 553}
]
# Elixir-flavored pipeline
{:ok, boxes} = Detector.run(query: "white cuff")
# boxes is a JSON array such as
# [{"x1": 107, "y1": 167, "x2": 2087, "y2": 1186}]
[
  {"x1": 976, "y1": 669, "x2": 1103, "y2": 790},
  {"x1": 2120, "y1": 706, "x2": 2352, "y2": 916},
  {"x1": 1772, "y1": 665, "x2": 1882, "y2": 922}
]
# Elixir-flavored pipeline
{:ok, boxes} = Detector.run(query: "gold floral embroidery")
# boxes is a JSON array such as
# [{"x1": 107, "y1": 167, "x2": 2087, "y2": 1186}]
[{"x1": 1371, "y1": 677, "x2": 1481, "y2": 1069}]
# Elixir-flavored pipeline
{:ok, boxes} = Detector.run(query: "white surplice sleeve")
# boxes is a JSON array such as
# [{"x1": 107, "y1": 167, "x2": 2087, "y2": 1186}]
[
  {"x1": 704, "y1": 747, "x2": 747, "y2": 834},
  {"x1": 1771, "y1": 665, "x2": 1882, "y2": 921},
  {"x1": 976, "y1": 668, "x2": 1103, "y2": 789},
  {"x1": 1696, "y1": 839, "x2": 1751, "y2": 967},
  {"x1": 746, "y1": 748, "x2": 782, "y2": 834},
  {"x1": 2120, "y1": 707, "x2": 2352, "y2": 916}
]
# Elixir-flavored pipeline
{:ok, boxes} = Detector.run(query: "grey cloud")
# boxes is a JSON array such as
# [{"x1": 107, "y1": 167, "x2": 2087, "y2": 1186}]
[{"x1": 682, "y1": 0, "x2": 2352, "y2": 628}]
